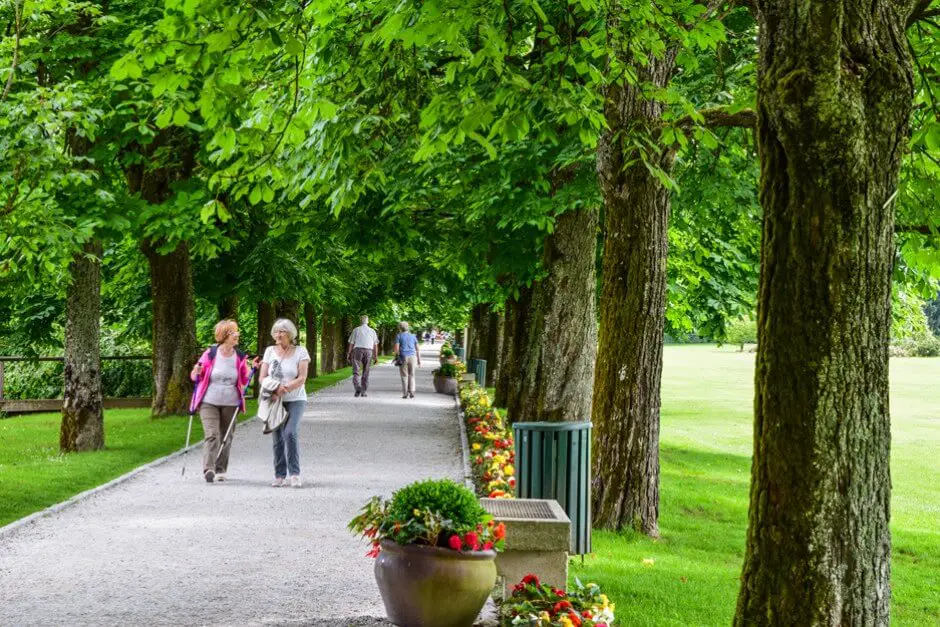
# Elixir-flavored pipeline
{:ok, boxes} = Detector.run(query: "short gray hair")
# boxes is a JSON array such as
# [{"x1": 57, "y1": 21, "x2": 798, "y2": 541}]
[
  {"x1": 270, "y1": 318, "x2": 298, "y2": 342},
  {"x1": 399, "y1": 321, "x2": 410, "y2": 332},
  {"x1": 360, "y1": 315, "x2": 369, "y2": 325}
]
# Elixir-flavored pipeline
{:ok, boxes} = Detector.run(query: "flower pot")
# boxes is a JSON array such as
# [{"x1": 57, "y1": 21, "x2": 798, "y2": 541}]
[
  {"x1": 374, "y1": 540, "x2": 497, "y2": 627},
  {"x1": 433, "y1": 374, "x2": 458, "y2": 395}
]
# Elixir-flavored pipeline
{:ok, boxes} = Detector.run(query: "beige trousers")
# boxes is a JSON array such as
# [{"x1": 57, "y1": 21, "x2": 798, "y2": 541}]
[
  {"x1": 399, "y1": 356, "x2": 417, "y2": 394},
  {"x1": 199, "y1": 403, "x2": 237, "y2": 474}
]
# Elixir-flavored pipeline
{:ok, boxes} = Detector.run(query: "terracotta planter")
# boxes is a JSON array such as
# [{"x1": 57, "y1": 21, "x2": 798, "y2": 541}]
[
  {"x1": 375, "y1": 540, "x2": 496, "y2": 627},
  {"x1": 433, "y1": 373, "x2": 458, "y2": 395}
]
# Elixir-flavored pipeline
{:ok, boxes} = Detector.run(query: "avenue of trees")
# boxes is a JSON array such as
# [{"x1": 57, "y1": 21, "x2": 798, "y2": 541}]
[{"x1": 2, "y1": 0, "x2": 939, "y2": 623}]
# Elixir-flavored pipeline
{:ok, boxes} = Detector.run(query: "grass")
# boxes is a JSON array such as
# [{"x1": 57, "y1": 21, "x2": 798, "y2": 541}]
[
  {"x1": 569, "y1": 345, "x2": 940, "y2": 626},
  {"x1": 0, "y1": 363, "x2": 365, "y2": 528}
]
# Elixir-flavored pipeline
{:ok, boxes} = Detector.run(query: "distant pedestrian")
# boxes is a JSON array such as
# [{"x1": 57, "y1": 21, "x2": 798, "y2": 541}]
[
  {"x1": 346, "y1": 315, "x2": 379, "y2": 397},
  {"x1": 395, "y1": 322, "x2": 422, "y2": 399},
  {"x1": 190, "y1": 320, "x2": 258, "y2": 484},
  {"x1": 259, "y1": 319, "x2": 310, "y2": 488}
]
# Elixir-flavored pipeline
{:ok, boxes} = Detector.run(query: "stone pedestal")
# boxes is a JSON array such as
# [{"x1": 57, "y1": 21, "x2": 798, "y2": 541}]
[{"x1": 479, "y1": 498, "x2": 570, "y2": 597}]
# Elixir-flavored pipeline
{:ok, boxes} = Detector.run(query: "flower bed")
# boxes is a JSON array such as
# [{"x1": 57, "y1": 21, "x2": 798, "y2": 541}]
[
  {"x1": 506, "y1": 575, "x2": 616, "y2": 626},
  {"x1": 458, "y1": 382, "x2": 516, "y2": 499}
]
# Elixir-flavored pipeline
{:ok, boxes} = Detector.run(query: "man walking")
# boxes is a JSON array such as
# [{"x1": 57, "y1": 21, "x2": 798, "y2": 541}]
[{"x1": 347, "y1": 315, "x2": 379, "y2": 397}]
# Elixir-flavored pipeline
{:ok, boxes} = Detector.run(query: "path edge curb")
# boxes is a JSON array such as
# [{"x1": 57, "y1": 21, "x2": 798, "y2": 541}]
[
  {"x1": 454, "y1": 391, "x2": 475, "y2": 491},
  {"x1": 0, "y1": 372, "x2": 357, "y2": 540}
]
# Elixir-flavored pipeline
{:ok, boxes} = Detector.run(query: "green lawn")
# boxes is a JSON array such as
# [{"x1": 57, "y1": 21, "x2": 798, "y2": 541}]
[
  {"x1": 569, "y1": 345, "x2": 940, "y2": 626},
  {"x1": 0, "y1": 364, "x2": 362, "y2": 527}
]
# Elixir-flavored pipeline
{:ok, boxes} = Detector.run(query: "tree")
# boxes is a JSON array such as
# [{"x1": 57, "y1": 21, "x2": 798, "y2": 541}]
[{"x1": 734, "y1": 1, "x2": 926, "y2": 622}]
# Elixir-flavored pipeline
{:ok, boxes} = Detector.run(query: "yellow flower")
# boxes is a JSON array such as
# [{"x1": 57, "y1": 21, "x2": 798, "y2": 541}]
[
  {"x1": 503, "y1": 464, "x2": 515, "y2": 476},
  {"x1": 413, "y1": 509, "x2": 422, "y2": 517},
  {"x1": 559, "y1": 618, "x2": 574, "y2": 627},
  {"x1": 472, "y1": 443, "x2": 481, "y2": 451}
]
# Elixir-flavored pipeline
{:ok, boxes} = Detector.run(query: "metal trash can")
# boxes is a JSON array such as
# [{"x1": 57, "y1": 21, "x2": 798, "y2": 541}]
[
  {"x1": 512, "y1": 421, "x2": 592, "y2": 555},
  {"x1": 454, "y1": 345, "x2": 465, "y2": 361},
  {"x1": 467, "y1": 358, "x2": 487, "y2": 387}
]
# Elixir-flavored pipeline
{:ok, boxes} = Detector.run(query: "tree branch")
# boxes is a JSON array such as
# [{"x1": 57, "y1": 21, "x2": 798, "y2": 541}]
[
  {"x1": 673, "y1": 106, "x2": 757, "y2": 130},
  {"x1": 908, "y1": 1, "x2": 940, "y2": 27}
]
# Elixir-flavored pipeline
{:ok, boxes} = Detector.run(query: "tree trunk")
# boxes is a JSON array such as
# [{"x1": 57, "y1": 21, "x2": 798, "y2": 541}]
[
  {"x1": 60, "y1": 240, "x2": 104, "y2": 452},
  {"x1": 468, "y1": 304, "x2": 488, "y2": 360},
  {"x1": 591, "y1": 56, "x2": 676, "y2": 535},
  {"x1": 502, "y1": 288, "x2": 535, "y2": 422},
  {"x1": 734, "y1": 3, "x2": 914, "y2": 623},
  {"x1": 510, "y1": 208, "x2": 598, "y2": 423},
  {"x1": 275, "y1": 300, "x2": 301, "y2": 330},
  {"x1": 256, "y1": 301, "x2": 275, "y2": 355},
  {"x1": 495, "y1": 293, "x2": 523, "y2": 409},
  {"x1": 382, "y1": 325, "x2": 396, "y2": 355},
  {"x1": 304, "y1": 303, "x2": 318, "y2": 378},
  {"x1": 127, "y1": 128, "x2": 199, "y2": 417},
  {"x1": 217, "y1": 293, "x2": 239, "y2": 322},
  {"x1": 485, "y1": 310, "x2": 504, "y2": 388},
  {"x1": 142, "y1": 240, "x2": 199, "y2": 416},
  {"x1": 321, "y1": 310, "x2": 344, "y2": 374}
]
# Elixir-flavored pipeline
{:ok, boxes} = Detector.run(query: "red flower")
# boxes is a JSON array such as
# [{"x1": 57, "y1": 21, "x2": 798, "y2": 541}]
[
  {"x1": 567, "y1": 610, "x2": 582, "y2": 626},
  {"x1": 582, "y1": 610, "x2": 593, "y2": 618},
  {"x1": 521, "y1": 574, "x2": 540, "y2": 587},
  {"x1": 448, "y1": 535, "x2": 462, "y2": 551},
  {"x1": 482, "y1": 541, "x2": 494, "y2": 550},
  {"x1": 493, "y1": 523, "x2": 506, "y2": 540},
  {"x1": 463, "y1": 531, "x2": 480, "y2": 550},
  {"x1": 553, "y1": 601, "x2": 573, "y2": 614},
  {"x1": 366, "y1": 545, "x2": 381, "y2": 558}
]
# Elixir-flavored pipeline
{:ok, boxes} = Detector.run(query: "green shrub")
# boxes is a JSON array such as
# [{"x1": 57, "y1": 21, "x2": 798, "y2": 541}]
[
  {"x1": 725, "y1": 318, "x2": 757, "y2": 351},
  {"x1": 388, "y1": 479, "x2": 486, "y2": 530},
  {"x1": 437, "y1": 362, "x2": 460, "y2": 378},
  {"x1": 441, "y1": 346, "x2": 455, "y2": 358},
  {"x1": 904, "y1": 334, "x2": 940, "y2": 357}
]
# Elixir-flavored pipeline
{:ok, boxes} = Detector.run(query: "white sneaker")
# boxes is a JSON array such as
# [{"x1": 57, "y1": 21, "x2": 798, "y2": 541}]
[
  {"x1": 290, "y1": 475, "x2": 302, "y2": 488},
  {"x1": 272, "y1": 477, "x2": 285, "y2": 487},
  {"x1": 215, "y1": 473, "x2": 226, "y2": 482}
]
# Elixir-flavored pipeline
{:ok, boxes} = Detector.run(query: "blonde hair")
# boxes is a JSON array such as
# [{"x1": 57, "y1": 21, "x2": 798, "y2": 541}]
[
  {"x1": 214, "y1": 320, "x2": 239, "y2": 343},
  {"x1": 271, "y1": 318, "x2": 298, "y2": 342},
  {"x1": 399, "y1": 321, "x2": 410, "y2": 332}
]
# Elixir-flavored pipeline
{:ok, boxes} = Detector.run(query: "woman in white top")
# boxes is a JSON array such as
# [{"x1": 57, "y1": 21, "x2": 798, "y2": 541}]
[{"x1": 258, "y1": 318, "x2": 310, "y2": 487}]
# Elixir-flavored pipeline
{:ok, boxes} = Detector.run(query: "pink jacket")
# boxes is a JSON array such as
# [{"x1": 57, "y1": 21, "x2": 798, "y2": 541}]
[{"x1": 190, "y1": 346, "x2": 251, "y2": 412}]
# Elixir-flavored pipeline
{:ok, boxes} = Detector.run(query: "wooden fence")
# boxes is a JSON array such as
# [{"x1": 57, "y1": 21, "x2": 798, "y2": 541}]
[{"x1": 0, "y1": 356, "x2": 151, "y2": 415}]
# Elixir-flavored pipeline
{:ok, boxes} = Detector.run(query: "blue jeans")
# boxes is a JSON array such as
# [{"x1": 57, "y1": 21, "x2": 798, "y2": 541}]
[{"x1": 273, "y1": 400, "x2": 305, "y2": 478}]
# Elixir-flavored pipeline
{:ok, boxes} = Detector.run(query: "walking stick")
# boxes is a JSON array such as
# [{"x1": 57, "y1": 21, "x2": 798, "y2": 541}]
[
  {"x1": 215, "y1": 368, "x2": 257, "y2": 467},
  {"x1": 181, "y1": 376, "x2": 200, "y2": 478}
]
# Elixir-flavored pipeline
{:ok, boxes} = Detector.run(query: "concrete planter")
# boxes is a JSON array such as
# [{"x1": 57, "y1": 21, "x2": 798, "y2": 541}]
[
  {"x1": 375, "y1": 540, "x2": 496, "y2": 627},
  {"x1": 433, "y1": 373, "x2": 458, "y2": 395}
]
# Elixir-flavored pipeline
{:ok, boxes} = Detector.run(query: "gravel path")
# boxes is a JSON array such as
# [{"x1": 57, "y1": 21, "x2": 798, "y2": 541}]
[{"x1": 0, "y1": 346, "x2": 462, "y2": 626}]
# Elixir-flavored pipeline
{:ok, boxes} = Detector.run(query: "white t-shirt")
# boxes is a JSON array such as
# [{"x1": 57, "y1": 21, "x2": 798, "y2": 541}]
[
  {"x1": 348, "y1": 324, "x2": 379, "y2": 350},
  {"x1": 262, "y1": 345, "x2": 310, "y2": 403}
]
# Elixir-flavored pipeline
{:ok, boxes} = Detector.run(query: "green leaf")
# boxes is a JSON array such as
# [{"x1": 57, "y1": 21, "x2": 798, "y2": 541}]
[
  {"x1": 249, "y1": 185, "x2": 263, "y2": 205},
  {"x1": 173, "y1": 109, "x2": 191, "y2": 127},
  {"x1": 284, "y1": 37, "x2": 304, "y2": 56},
  {"x1": 155, "y1": 108, "x2": 174, "y2": 129}
]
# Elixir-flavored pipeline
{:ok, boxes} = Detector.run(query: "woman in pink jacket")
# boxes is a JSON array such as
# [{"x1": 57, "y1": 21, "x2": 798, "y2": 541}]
[{"x1": 190, "y1": 320, "x2": 258, "y2": 483}]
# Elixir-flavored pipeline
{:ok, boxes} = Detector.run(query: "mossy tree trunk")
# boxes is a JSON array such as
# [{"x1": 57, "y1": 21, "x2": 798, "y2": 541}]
[
  {"x1": 485, "y1": 310, "x2": 504, "y2": 388},
  {"x1": 128, "y1": 130, "x2": 198, "y2": 417},
  {"x1": 501, "y1": 287, "x2": 533, "y2": 421},
  {"x1": 320, "y1": 310, "x2": 338, "y2": 374},
  {"x1": 591, "y1": 57, "x2": 676, "y2": 536},
  {"x1": 512, "y1": 208, "x2": 598, "y2": 423},
  {"x1": 217, "y1": 293, "x2": 238, "y2": 321},
  {"x1": 256, "y1": 301, "x2": 275, "y2": 355},
  {"x1": 734, "y1": 2, "x2": 916, "y2": 623},
  {"x1": 304, "y1": 303, "x2": 318, "y2": 378},
  {"x1": 142, "y1": 239, "x2": 198, "y2": 416},
  {"x1": 60, "y1": 240, "x2": 104, "y2": 452}
]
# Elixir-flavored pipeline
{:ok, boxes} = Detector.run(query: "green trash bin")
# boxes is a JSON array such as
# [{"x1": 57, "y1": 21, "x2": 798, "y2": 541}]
[
  {"x1": 512, "y1": 421, "x2": 592, "y2": 555},
  {"x1": 467, "y1": 359, "x2": 487, "y2": 387},
  {"x1": 454, "y1": 345, "x2": 466, "y2": 361}
]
